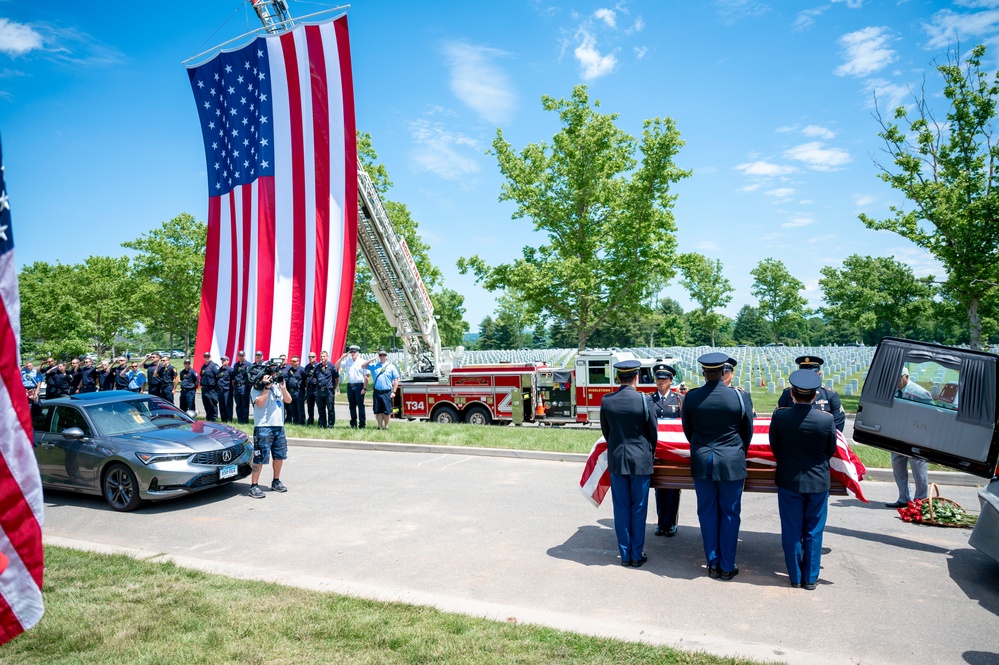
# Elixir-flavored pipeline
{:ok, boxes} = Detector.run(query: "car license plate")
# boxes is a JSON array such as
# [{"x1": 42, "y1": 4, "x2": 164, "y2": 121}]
[{"x1": 219, "y1": 464, "x2": 238, "y2": 480}]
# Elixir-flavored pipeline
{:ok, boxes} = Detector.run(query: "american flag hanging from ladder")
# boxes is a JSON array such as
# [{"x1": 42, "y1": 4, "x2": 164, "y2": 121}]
[{"x1": 187, "y1": 14, "x2": 357, "y2": 362}]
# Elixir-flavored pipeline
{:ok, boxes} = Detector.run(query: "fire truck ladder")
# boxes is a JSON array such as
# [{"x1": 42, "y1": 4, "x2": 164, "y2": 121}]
[{"x1": 357, "y1": 165, "x2": 442, "y2": 377}]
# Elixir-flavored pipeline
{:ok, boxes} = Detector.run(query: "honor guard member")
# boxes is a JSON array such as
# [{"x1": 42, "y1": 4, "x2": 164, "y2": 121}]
[
  {"x1": 159, "y1": 356, "x2": 177, "y2": 405},
  {"x1": 339, "y1": 345, "x2": 373, "y2": 429},
  {"x1": 44, "y1": 362, "x2": 72, "y2": 399},
  {"x1": 217, "y1": 356, "x2": 234, "y2": 422},
  {"x1": 112, "y1": 357, "x2": 131, "y2": 390},
  {"x1": 650, "y1": 364, "x2": 682, "y2": 538},
  {"x1": 303, "y1": 351, "x2": 319, "y2": 425},
  {"x1": 283, "y1": 355, "x2": 307, "y2": 425},
  {"x1": 313, "y1": 351, "x2": 339, "y2": 428},
  {"x1": 74, "y1": 357, "x2": 98, "y2": 394},
  {"x1": 145, "y1": 353, "x2": 163, "y2": 398},
  {"x1": 96, "y1": 360, "x2": 114, "y2": 392},
  {"x1": 199, "y1": 352, "x2": 220, "y2": 421},
  {"x1": 777, "y1": 356, "x2": 845, "y2": 432},
  {"x1": 681, "y1": 353, "x2": 754, "y2": 580},
  {"x1": 178, "y1": 360, "x2": 199, "y2": 412},
  {"x1": 232, "y1": 351, "x2": 252, "y2": 424},
  {"x1": 769, "y1": 369, "x2": 837, "y2": 590},
  {"x1": 600, "y1": 359, "x2": 659, "y2": 567}
]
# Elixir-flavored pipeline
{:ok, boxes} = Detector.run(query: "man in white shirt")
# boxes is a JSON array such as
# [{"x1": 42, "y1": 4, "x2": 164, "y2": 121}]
[
  {"x1": 248, "y1": 370, "x2": 293, "y2": 499},
  {"x1": 338, "y1": 345, "x2": 374, "y2": 429}
]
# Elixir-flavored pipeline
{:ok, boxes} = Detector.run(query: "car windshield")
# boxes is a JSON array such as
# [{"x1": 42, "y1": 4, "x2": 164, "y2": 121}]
[{"x1": 85, "y1": 398, "x2": 193, "y2": 436}]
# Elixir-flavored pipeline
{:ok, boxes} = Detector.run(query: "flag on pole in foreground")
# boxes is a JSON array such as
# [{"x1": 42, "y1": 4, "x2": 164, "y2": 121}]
[
  {"x1": 0, "y1": 135, "x2": 46, "y2": 644},
  {"x1": 580, "y1": 418, "x2": 868, "y2": 507},
  {"x1": 188, "y1": 15, "x2": 357, "y2": 363}
]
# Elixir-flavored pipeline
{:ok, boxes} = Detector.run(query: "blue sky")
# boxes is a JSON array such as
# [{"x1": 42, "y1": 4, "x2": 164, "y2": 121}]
[{"x1": 1, "y1": 0, "x2": 996, "y2": 332}]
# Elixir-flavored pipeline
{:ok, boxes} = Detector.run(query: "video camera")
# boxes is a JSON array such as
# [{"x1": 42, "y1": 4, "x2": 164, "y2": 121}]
[{"x1": 247, "y1": 358, "x2": 285, "y2": 391}]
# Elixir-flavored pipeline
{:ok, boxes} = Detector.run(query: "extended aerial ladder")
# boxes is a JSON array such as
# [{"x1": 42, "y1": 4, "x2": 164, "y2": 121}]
[{"x1": 245, "y1": 1, "x2": 444, "y2": 378}]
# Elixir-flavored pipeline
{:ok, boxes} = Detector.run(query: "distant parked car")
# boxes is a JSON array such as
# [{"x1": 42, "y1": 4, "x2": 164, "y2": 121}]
[
  {"x1": 170, "y1": 350, "x2": 185, "y2": 358},
  {"x1": 32, "y1": 391, "x2": 252, "y2": 511}
]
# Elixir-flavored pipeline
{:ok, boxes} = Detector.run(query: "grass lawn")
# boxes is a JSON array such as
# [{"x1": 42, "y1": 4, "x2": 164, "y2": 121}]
[{"x1": 0, "y1": 547, "x2": 769, "y2": 665}]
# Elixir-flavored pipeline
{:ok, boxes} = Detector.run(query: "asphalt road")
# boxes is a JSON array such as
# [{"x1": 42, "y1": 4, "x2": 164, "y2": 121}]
[{"x1": 41, "y1": 443, "x2": 999, "y2": 665}]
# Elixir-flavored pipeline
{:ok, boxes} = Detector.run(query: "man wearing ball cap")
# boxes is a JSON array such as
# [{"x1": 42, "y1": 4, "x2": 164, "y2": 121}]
[
  {"x1": 600, "y1": 359, "x2": 659, "y2": 567},
  {"x1": 680, "y1": 352, "x2": 754, "y2": 580},
  {"x1": 776, "y1": 356, "x2": 845, "y2": 432},
  {"x1": 650, "y1": 363, "x2": 682, "y2": 538},
  {"x1": 769, "y1": 369, "x2": 838, "y2": 590}
]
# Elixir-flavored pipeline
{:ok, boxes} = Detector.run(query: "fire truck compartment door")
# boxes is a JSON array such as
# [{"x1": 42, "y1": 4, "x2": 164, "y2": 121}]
[
  {"x1": 854, "y1": 337, "x2": 999, "y2": 479},
  {"x1": 511, "y1": 388, "x2": 523, "y2": 425}
]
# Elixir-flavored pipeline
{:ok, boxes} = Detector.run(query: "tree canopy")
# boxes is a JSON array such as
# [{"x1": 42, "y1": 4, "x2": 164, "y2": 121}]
[
  {"x1": 458, "y1": 85, "x2": 690, "y2": 350},
  {"x1": 860, "y1": 44, "x2": 999, "y2": 349},
  {"x1": 750, "y1": 258, "x2": 808, "y2": 344},
  {"x1": 679, "y1": 252, "x2": 733, "y2": 346}
]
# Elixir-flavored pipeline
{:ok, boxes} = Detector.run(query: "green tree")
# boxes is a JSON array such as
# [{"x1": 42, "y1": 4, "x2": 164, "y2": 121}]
[
  {"x1": 655, "y1": 297, "x2": 688, "y2": 347},
  {"x1": 77, "y1": 256, "x2": 137, "y2": 357},
  {"x1": 819, "y1": 254, "x2": 933, "y2": 345},
  {"x1": 122, "y1": 213, "x2": 206, "y2": 355},
  {"x1": 18, "y1": 261, "x2": 92, "y2": 359},
  {"x1": 750, "y1": 258, "x2": 808, "y2": 344},
  {"x1": 679, "y1": 253, "x2": 733, "y2": 346},
  {"x1": 431, "y1": 288, "x2": 470, "y2": 348},
  {"x1": 860, "y1": 44, "x2": 999, "y2": 349},
  {"x1": 476, "y1": 316, "x2": 498, "y2": 350},
  {"x1": 459, "y1": 85, "x2": 690, "y2": 350},
  {"x1": 732, "y1": 305, "x2": 771, "y2": 346}
]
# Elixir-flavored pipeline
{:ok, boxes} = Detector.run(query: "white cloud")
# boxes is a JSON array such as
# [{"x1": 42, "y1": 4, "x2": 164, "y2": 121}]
[
  {"x1": 865, "y1": 78, "x2": 911, "y2": 111},
  {"x1": 634, "y1": 46, "x2": 648, "y2": 60},
  {"x1": 854, "y1": 194, "x2": 877, "y2": 207},
  {"x1": 792, "y1": 7, "x2": 827, "y2": 31},
  {"x1": 784, "y1": 142, "x2": 852, "y2": 170},
  {"x1": 408, "y1": 119, "x2": 481, "y2": 181},
  {"x1": 923, "y1": 8, "x2": 999, "y2": 49},
  {"x1": 831, "y1": 0, "x2": 864, "y2": 8},
  {"x1": 695, "y1": 240, "x2": 721, "y2": 252},
  {"x1": 782, "y1": 215, "x2": 816, "y2": 228},
  {"x1": 714, "y1": 0, "x2": 772, "y2": 24},
  {"x1": 574, "y1": 28, "x2": 617, "y2": 80},
  {"x1": 765, "y1": 187, "x2": 796, "y2": 198},
  {"x1": 739, "y1": 183, "x2": 763, "y2": 192},
  {"x1": 735, "y1": 160, "x2": 796, "y2": 176},
  {"x1": 835, "y1": 26, "x2": 897, "y2": 77},
  {"x1": 594, "y1": 8, "x2": 617, "y2": 28},
  {"x1": 0, "y1": 18, "x2": 43, "y2": 56},
  {"x1": 956, "y1": 0, "x2": 999, "y2": 7},
  {"x1": 807, "y1": 234, "x2": 837, "y2": 244},
  {"x1": 801, "y1": 124, "x2": 836, "y2": 139},
  {"x1": 628, "y1": 17, "x2": 646, "y2": 33},
  {"x1": 442, "y1": 42, "x2": 517, "y2": 125}
]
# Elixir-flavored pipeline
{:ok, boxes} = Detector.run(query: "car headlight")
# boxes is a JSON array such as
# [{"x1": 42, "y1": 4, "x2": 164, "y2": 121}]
[{"x1": 135, "y1": 452, "x2": 193, "y2": 465}]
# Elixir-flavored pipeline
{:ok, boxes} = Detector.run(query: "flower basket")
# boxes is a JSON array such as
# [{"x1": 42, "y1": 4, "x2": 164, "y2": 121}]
[{"x1": 897, "y1": 483, "x2": 978, "y2": 528}]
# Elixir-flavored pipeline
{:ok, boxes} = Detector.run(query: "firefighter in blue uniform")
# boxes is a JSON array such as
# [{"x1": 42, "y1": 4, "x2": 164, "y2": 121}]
[
  {"x1": 681, "y1": 353, "x2": 753, "y2": 580},
  {"x1": 179, "y1": 360, "x2": 199, "y2": 412},
  {"x1": 217, "y1": 356, "x2": 234, "y2": 423},
  {"x1": 232, "y1": 351, "x2": 251, "y2": 424},
  {"x1": 769, "y1": 369, "x2": 838, "y2": 590},
  {"x1": 199, "y1": 352, "x2": 220, "y2": 421},
  {"x1": 159, "y1": 356, "x2": 177, "y2": 404},
  {"x1": 600, "y1": 359, "x2": 659, "y2": 567},
  {"x1": 650, "y1": 364, "x2": 682, "y2": 538},
  {"x1": 776, "y1": 356, "x2": 845, "y2": 432}
]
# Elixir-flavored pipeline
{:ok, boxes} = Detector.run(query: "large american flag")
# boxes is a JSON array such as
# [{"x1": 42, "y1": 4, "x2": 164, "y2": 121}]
[
  {"x1": 187, "y1": 15, "x2": 357, "y2": 361},
  {"x1": 580, "y1": 419, "x2": 868, "y2": 506},
  {"x1": 0, "y1": 135, "x2": 45, "y2": 643}
]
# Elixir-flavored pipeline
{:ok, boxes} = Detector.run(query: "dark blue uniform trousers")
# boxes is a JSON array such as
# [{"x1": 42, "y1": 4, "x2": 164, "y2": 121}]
[
  {"x1": 609, "y1": 472, "x2": 651, "y2": 564},
  {"x1": 777, "y1": 487, "x2": 829, "y2": 585},
  {"x1": 347, "y1": 383, "x2": 366, "y2": 428},
  {"x1": 655, "y1": 488, "x2": 681, "y2": 529},
  {"x1": 692, "y1": 477, "x2": 743, "y2": 572}
]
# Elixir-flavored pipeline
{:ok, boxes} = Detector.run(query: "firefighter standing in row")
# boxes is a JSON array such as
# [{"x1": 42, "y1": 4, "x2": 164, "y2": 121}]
[{"x1": 650, "y1": 363, "x2": 682, "y2": 538}]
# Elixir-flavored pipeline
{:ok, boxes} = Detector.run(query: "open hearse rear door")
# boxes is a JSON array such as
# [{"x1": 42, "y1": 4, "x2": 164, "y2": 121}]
[{"x1": 854, "y1": 337, "x2": 999, "y2": 479}]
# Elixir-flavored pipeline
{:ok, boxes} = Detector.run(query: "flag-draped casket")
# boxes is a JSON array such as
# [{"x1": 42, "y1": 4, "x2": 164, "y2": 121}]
[{"x1": 187, "y1": 16, "x2": 357, "y2": 362}]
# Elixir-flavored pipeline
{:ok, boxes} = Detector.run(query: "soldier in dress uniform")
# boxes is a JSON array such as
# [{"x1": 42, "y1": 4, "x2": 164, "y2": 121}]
[
  {"x1": 776, "y1": 356, "x2": 845, "y2": 432},
  {"x1": 199, "y1": 352, "x2": 220, "y2": 421},
  {"x1": 681, "y1": 352, "x2": 754, "y2": 580},
  {"x1": 232, "y1": 351, "x2": 251, "y2": 424},
  {"x1": 600, "y1": 359, "x2": 659, "y2": 567},
  {"x1": 217, "y1": 356, "x2": 234, "y2": 423},
  {"x1": 650, "y1": 364, "x2": 682, "y2": 538},
  {"x1": 178, "y1": 359, "x2": 199, "y2": 412},
  {"x1": 769, "y1": 369, "x2": 838, "y2": 590}
]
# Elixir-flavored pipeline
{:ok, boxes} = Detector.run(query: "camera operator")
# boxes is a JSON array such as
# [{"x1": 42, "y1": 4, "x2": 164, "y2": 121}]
[{"x1": 248, "y1": 363, "x2": 292, "y2": 499}]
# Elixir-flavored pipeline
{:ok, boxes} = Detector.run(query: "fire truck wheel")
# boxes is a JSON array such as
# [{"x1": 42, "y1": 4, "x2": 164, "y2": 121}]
[
  {"x1": 431, "y1": 404, "x2": 460, "y2": 424},
  {"x1": 463, "y1": 405, "x2": 492, "y2": 426}
]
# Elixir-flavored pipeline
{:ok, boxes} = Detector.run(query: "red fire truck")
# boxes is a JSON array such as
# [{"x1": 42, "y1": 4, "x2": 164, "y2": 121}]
[{"x1": 394, "y1": 351, "x2": 682, "y2": 426}]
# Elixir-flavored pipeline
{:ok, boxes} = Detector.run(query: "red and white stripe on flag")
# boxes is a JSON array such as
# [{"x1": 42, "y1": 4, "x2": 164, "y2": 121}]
[
  {"x1": 192, "y1": 16, "x2": 357, "y2": 362},
  {"x1": 0, "y1": 136, "x2": 45, "y2": 644},
  {"x1": 579, "y1": 418, "x2": 868, "y2": 507}
]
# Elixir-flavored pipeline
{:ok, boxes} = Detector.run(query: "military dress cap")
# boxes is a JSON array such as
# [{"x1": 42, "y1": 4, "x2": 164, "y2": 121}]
[
  {"x1": 614, "y1": 359, "x2": 642, "y2": 371},
  {"x1": 789, "y1": 368, "x2": 822, "y2": 392},
  {"x1": 795, "y1": 355, "x2": 824, "y2": 369},
  {"x1": 348, "y1": 345, "x2": 361, "y2": 352},
  {"x1": 378, "y1": 350, "x2": 388, "y2": 356},
  {"x1": 697, "y1": 352, "x2": 737, "y2": 370},
  {"x1": 654, "y1": 364, "x2": 677, "y2": 380}
]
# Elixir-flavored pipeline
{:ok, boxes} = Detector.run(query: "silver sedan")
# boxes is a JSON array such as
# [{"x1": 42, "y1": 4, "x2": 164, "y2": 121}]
[{"x1": 32, "y1": 391, "x2": 252, "y2": 511}]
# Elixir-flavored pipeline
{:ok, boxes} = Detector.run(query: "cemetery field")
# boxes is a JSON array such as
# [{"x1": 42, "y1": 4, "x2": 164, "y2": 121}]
[{"x1": 1, "y1": 546, "x2": 764, "y2": 665}]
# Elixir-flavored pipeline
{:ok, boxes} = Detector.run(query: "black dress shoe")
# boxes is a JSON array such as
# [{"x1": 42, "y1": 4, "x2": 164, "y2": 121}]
[
  {"x1": 666, "y1": 525, "x2": 678, "y2": 537},
  {"x1": 885, "y1": 501, "x2": 908, "y2": 508},
  {"x1": 718, "y1": 567, "x2": 740, "y2": 581},
  {"x1": 790, "y1": 582, "x2": 802, "y2": 589},
  {"x1": 707, "y1": 561, "x2": 720, "y2": 577},
  {"x1": 621, "y1": 559, "x2": 632, "y2": 567},
  {"x1": 654, "y1": 527, "x2": 667, "y2": 537},
  {"x1": 633, "y1": 554, "x2": 648, "y2": 568},
  {"x1": 803, "y1": 581, "x2": 817, "y2": 590}
]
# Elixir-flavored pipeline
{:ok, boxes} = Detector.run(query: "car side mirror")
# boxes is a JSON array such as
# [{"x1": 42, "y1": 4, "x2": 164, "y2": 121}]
[
  {"x1": 61, "y1": 427, "x2": 86, "y2": 440},
  {"x1": 186, "y1": 410, "x2": 197, "y2": 419}
]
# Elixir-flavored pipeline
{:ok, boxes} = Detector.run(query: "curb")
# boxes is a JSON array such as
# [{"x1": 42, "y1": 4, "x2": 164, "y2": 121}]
[{"x1": 285, "y1": 437, "x2": 986, "y2": 487}]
